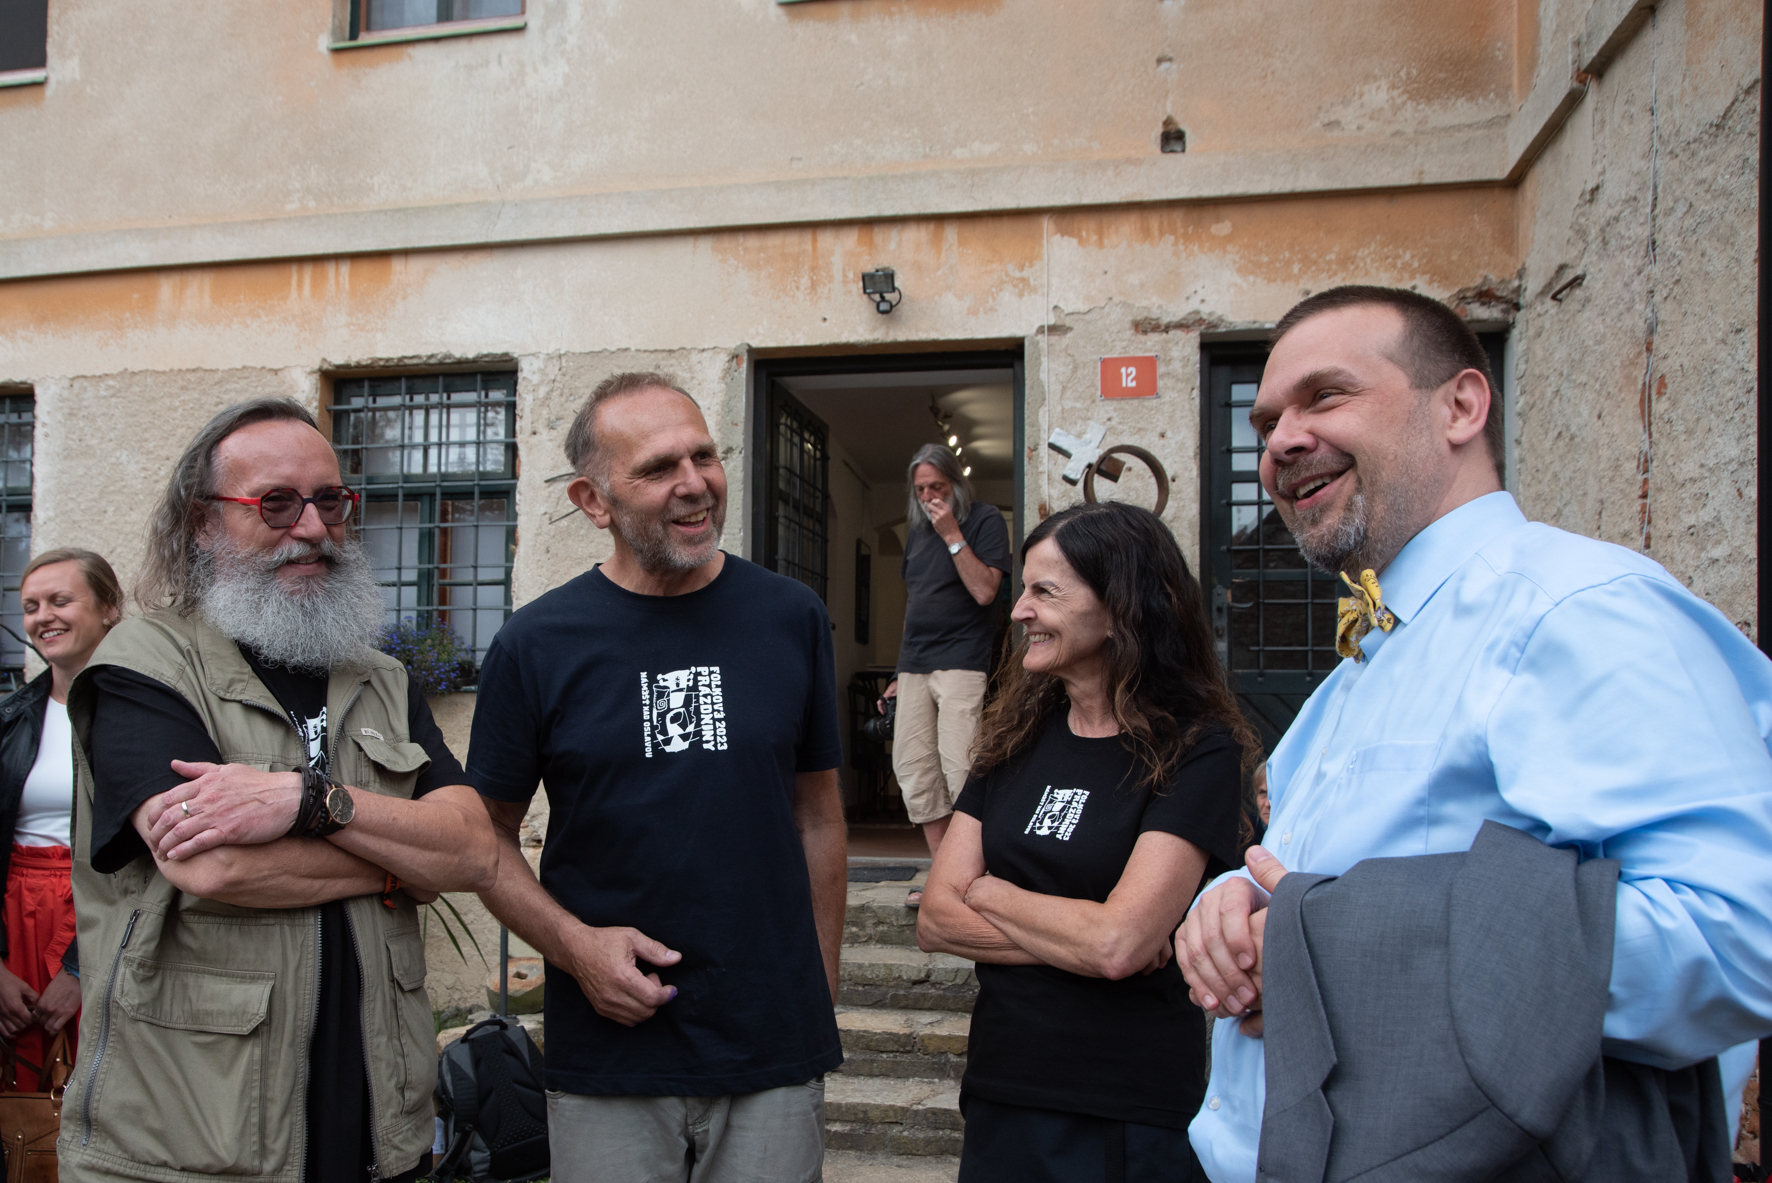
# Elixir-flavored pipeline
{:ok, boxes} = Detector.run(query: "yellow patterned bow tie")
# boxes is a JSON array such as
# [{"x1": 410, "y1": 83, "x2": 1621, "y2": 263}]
[{"x1": 1336, "y1": 569, "x2": 1395, "y2": 662}]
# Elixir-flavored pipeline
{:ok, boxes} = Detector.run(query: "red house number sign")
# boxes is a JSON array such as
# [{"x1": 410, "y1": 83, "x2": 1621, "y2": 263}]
[{"x1": 1100, "y1": 355, "x2": 1158, "y2": 399}]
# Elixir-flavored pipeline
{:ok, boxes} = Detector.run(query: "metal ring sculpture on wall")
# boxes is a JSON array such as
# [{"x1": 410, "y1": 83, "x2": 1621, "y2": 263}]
[{"x1": 1081, "y1": 445, "x2": 1170, "y2": 517}]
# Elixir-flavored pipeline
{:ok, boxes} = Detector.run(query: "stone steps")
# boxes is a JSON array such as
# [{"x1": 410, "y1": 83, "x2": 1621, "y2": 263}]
[
  {"x1": 838, "y1": 945, "x2": 978, "y2": 1014},
  {"x1": 837, "y1": 1006, "x2": 969, "y2": 1081},
  {"x1": 829, "y1": 864, "x2": 978, "y2": 1167}
]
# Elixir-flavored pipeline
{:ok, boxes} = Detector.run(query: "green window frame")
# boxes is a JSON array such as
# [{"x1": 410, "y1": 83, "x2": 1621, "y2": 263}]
[{"x1": 330, "y1": 372, "x2": 517, "y2": 674}]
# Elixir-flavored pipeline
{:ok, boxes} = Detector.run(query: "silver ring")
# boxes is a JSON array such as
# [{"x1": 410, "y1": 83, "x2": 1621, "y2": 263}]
[{"x1": 180, "y1": 801, "x2": 191, "y2": 818}]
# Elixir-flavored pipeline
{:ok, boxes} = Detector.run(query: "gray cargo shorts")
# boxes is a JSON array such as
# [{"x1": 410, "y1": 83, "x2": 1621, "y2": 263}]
[{"x1": 546, "y1": 1076, "x2": 826, "y2": 1183}]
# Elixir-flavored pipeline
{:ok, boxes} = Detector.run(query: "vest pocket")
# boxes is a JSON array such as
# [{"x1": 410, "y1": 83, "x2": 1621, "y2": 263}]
[
  {"x1": 387, "y1": 927, "x2": 436, "y2": 1114},
  {"x1": 348, "y1": 734, "x2": 432, "y2": 794},
  {"x1": 100, "y1": 958, "x2": 275, "y2": 1174}
]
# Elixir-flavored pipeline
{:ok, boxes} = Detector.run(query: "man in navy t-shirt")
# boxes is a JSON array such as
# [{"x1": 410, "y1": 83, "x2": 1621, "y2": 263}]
[{"x1": 467, "y1": 372, "x2": 846, "y2": 1182}]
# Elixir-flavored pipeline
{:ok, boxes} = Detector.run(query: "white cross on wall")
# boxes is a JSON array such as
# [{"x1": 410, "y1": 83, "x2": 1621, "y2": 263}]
[
  {"x1": 1047, "y1": 422, "x2": 1106, "y2": 486},
  {"x1": 1047, "y1": 422, "x2": 1125, "y2": 486}
]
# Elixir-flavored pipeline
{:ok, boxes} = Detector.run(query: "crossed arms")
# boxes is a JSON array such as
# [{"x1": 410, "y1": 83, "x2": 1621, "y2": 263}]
[
  {"x1": 916, "y1": 811, "x2": 1210, "y2": 981},
  {"x1": 132, "y1": 761, "x2": 497, "y2": 909}
]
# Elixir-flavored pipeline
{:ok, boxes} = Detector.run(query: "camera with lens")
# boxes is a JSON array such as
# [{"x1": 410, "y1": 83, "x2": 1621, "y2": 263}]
[{"x1": 861, "y1": 696, "x2": 896, "y2": 744}]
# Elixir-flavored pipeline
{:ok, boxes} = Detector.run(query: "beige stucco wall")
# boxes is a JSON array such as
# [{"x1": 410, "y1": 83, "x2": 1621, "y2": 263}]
[
  {"x1": 1512, "y1": 0, "x2": 1761, "y2": 632},
  {"x1": 0, "y1": 0, "x2": 1520, "y2": 259}
]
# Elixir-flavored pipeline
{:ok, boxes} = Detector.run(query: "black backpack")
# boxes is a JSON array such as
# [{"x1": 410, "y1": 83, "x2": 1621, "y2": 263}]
[{"x1": 433, "y1": 1018, "x2": 550, "y2": 1183}]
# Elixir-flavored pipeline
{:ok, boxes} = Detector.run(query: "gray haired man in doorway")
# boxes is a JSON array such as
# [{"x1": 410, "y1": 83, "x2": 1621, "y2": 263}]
[{"x1": 880, "y1": 444, "x2": 1011, "y2": 906}]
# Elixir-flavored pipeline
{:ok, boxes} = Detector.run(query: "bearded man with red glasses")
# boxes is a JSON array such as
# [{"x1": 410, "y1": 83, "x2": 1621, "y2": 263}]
[{"x1": 59, "y1": 398, "x2": 497, "y2": 1183}]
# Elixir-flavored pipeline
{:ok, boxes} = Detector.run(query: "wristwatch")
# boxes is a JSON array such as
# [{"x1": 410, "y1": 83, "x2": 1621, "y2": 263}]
[
  {"x1": 319, "y1": 784, "x2": 356, "y2": 835},
  {"x1": 947, "y1": 539, "x2": 966, "y2": 555}
]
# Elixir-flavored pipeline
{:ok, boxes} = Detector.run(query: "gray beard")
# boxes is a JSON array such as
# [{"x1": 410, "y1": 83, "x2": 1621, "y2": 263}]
[
  {"x1": 1291, "y1": 487, "x2": 1373, "y2": 574},
  {"x1": 608, "y1": 491, "x2": 725, "y2": 575},
  {"x1": 195, "y1": 535, "x2": 387, "y2": 671}
]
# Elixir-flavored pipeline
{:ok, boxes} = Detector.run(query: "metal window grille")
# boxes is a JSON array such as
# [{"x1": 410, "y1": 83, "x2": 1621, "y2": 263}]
[
  {"x1": 1208, "y1": 363, "x2": 1342, "y2": 690},
  {"x1": 330, "y1": 373, "x2": 517, "y2": 670},
  {"x1": 0, "y1": 396, "x2": 29, "y2": 694},
  {"x1": 767, "y1": 388, "x2": 830, "y2": 601},
  {"x1": 1203, "y1": 332, "x2": 1507, "y2": 748},
  {"x1": 1203, "y1": 353, "x2": 1333, "y2": 749}
]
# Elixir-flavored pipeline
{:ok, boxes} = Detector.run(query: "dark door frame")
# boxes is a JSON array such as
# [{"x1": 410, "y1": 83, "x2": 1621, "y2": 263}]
[{"x1": 747, "y1": 348, "x2": 1028, "y2": 581}]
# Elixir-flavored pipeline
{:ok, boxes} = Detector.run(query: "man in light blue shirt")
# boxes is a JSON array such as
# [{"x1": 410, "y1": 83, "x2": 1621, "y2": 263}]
[{"x1": 1178, "y1": 286, "x2": 1772, "y2": 1181}]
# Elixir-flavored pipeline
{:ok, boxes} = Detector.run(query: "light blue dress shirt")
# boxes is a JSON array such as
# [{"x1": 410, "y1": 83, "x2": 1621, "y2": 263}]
[{"x1": 1189, "y1": 492, "x2": 1772, "y2": 1183}]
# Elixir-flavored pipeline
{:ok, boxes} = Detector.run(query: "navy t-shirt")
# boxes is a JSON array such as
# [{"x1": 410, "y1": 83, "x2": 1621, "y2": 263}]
[
  {"x1": 897, "y1": 503, "x2": 1012, "y2": 675},
  {"x1": 466, "y1": 555, "x2": 845, "y2": 1096},
  {"x1": 954, "y1": 714, "x2": 1242, "y2": 1129}
]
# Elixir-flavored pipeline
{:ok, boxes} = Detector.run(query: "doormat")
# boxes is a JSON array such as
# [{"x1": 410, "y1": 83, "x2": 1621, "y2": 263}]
[{"x1": 848, "y1": 864, "x2": 920, "y2": 883}]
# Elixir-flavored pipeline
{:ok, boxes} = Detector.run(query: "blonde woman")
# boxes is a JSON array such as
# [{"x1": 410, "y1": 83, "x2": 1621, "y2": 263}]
[{"x1": 0, "y1": 548, "x2": 123, "y2": 1083}]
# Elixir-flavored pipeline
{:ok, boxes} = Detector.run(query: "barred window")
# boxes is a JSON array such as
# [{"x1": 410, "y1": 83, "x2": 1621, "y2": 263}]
[
  {"x1": 330, "y1": 373, "x2": 517, "y2": 672},
  {"x1": 0, "y1": 395, "x2": 31, "y2": 693}
]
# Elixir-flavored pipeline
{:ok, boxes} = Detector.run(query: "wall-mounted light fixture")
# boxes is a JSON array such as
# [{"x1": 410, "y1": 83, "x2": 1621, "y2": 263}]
[{"x1": 861, "y1": 267, "x2": 902, "y2": 314}]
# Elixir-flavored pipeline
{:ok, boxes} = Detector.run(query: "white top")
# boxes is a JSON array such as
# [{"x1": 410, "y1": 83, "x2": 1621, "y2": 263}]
[{"x1": 16, "y1": 699, "x2": 73, "y2": 848}]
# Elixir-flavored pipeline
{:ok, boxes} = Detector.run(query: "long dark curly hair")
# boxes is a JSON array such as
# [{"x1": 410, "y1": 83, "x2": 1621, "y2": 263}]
[{"x1": 972, "y1": 502, "x2": 1260, "y2": 789}]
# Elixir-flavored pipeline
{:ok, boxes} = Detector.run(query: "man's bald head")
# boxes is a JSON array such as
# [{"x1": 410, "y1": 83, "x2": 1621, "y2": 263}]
[{"x1": 564, "y1": 372, "x2": 702, "y2": 488}]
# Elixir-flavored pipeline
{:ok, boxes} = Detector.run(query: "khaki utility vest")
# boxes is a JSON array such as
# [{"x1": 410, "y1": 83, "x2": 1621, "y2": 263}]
[{"x1": 59, "y1": 611, "x2": 437, "y2": 1183}]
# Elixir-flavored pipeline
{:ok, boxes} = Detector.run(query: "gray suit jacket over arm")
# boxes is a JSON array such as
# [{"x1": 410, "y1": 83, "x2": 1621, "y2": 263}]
[{"x1": 1256, "y1": 820, "x2": 1729, "y2": 1183}]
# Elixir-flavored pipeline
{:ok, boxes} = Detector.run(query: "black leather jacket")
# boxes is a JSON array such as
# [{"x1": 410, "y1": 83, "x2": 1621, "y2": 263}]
[{"x1": 0, "y1": 671, "x2": 77, "y2": 976}]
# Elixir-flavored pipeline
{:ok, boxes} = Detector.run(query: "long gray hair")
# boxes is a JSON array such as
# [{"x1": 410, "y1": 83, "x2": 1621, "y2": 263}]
[
  {"x1": 905, "y1": 443, "x2": 973, "y2": 530},
  {"x1": 138, "y1": 398, "x2": 323, "y2": 614}
]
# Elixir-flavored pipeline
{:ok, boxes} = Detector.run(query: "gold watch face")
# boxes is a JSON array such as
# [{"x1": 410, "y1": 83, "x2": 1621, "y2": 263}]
[{"x1": 326, "y1": 785, "x2": 355, "y2": 826}]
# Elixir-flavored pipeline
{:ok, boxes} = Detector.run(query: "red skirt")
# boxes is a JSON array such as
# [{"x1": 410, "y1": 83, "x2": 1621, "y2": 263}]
[{"x1": 0, "y1": 843, "x2": 77, "y2": 1090}]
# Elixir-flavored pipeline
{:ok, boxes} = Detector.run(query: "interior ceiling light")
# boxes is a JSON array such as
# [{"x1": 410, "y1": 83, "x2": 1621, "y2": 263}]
[
  {"x1": 963, "y1": 466, "x2": 972, "y2": 476},
  {"x1": 947, "y1": 434, "x2": 958, "y2": 447},
  {"x1": 861, "y1": 267, "x2": 902, "y2": 314}
]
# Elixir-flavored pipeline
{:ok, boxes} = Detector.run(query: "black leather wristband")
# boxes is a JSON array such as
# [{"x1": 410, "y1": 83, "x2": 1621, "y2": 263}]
[{"x1": 288, "y1": 766, "x2": 329, "y2": 838}]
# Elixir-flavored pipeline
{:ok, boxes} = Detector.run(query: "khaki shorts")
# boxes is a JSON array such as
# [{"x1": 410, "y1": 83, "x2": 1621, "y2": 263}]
[
  {"x1": 891, "y1": 669, "x2": 989, "y2": 824},
  {"x1": 545, "y1": 1077, "x2": 826, "y2": 1183}
]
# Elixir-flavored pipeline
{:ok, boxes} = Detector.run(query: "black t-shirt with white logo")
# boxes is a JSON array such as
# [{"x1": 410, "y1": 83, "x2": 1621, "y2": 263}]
[
  {"x1": 466, "y1": 555, "x2": 845, "y2": 1097},
  {"x1": 953, "y1": 713, "x2": 1242, "y2": 1129}
]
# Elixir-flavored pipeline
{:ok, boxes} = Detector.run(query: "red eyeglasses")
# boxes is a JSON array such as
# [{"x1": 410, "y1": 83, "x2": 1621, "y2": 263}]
[{"x1": 209, "y1": 486, "x2": 360, "y2": 528}]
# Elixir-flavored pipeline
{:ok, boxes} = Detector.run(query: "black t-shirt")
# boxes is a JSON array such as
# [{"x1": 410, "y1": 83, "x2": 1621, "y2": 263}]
[
  {"x1": 85, "y1": 649, "x2": 464, "y2": 1183},
  {"x1": 466, "y1": 555, "x2": 845, "y2": 1096},
  {"x1": 898, "y1": 503, "x2": 1012, "y2": 675},
  {"x1": 953, "y1": 714, "x2": 1242, "y2": 1129}
]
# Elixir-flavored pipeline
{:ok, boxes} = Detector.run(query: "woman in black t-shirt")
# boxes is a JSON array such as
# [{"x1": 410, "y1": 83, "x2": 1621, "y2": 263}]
[{"x1": 917, "y1": 502, "x2": 1258, "y2": 1183}]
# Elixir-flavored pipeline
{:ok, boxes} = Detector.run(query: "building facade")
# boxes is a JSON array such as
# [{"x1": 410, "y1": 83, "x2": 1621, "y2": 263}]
[{"x1": 0, "y1": 0, "x2": 1758, "y2": 1007}]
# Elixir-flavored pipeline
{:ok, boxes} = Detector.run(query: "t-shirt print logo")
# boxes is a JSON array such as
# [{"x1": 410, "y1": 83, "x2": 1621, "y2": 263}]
[
  {"x1": 1025, "y1": 787, "x2": 1089, "y2": 840},
  {"x1": 640, "y1": 666, "x2": 729, "y2": 757}
]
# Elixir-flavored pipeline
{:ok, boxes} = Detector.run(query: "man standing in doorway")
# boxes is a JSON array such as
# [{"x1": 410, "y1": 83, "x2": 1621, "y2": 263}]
[
  {"x1": 63, "y1": 398, "x2": 498, "y2": 1183},
  {"x1": 881, "y1": 444, "x2": 1010, "y2": 903},
  {"x1": 467, "y1": 372, "x2": 847, "y2": 1183}
]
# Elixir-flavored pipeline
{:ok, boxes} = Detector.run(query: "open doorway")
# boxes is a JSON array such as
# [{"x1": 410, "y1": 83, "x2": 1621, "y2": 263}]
[{"x1": 750, "y1": 350, "x2": 1023, "y2": 856}]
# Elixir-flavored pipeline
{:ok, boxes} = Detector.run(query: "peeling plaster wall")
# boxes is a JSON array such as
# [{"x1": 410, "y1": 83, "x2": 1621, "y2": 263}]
[
  {"x1": 0, "y1": 0, "x2": 1517, "y2": 243},
  {"x1": 1028, "y1": 305, "x2": 1205, "y2": 567},
  {"x1": 1, "y1": 190, "x2": 1521, "y2": 606},
  {"x1": 1513, "y1": 0, "x2": 1760, "y2": 633}
]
